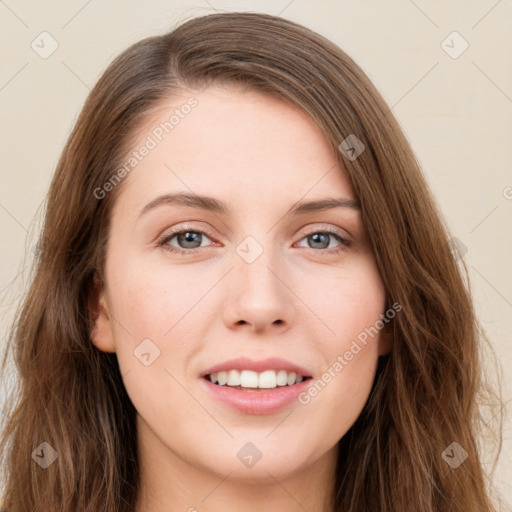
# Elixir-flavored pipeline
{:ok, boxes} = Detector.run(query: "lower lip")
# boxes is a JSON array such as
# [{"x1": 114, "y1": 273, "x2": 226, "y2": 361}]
[{"x1": 200, "y1": 377, "x2": 312, "y2": 415}]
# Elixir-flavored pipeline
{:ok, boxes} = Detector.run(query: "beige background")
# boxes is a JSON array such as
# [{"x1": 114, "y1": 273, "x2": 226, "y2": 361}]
[{"x1": 1, "y1": 0, "x2": 511, "y2": 507}]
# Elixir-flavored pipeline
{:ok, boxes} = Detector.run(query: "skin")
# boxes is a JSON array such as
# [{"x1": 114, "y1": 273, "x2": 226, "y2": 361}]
[{"x1": 90, "y1": 83, "x2": 392, "y2": 512}]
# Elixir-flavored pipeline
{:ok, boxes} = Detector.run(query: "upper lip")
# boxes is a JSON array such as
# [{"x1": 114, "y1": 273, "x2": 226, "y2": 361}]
[{"x1": 200, "y1": 356, "x2": 312, "y2": 378}]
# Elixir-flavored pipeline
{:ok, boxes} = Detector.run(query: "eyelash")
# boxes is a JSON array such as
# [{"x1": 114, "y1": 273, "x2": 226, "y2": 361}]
[{"x1": 156, "y1": 224, "x2": 352, "y2": 256}]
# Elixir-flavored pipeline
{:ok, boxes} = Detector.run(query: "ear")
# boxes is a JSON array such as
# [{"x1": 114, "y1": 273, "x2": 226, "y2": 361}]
[
  {"x1": 89, "y1": 274, "x2": 116, "y2": 353},
  {"x1": 377, "y1": 320, "x2": 394, "y2": 356}
]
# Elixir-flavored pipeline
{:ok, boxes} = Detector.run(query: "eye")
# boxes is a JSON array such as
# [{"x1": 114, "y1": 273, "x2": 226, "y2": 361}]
[
  {"x1": 156, "y1": 225, "x2": 352, "y2": 256},
  {"x1": 157, "y1": 226, "x2": 216, "y2": 254},
  {"x1": 295, "y1": 227, "x2": 351, "y2": 254}
]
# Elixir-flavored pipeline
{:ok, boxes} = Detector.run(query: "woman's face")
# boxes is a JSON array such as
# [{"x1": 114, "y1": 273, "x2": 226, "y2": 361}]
[{"x1": 91, "y1": 83, "x2": 390, "y2": 484}]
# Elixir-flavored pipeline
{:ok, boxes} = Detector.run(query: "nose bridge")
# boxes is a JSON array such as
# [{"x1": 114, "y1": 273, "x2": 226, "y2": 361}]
[
  {"x1": 224, "y1": 233, "x2": 293, "y2": 331},
  {"x1": 236, "y1": 234, "x2": 285, "y2": 300}
]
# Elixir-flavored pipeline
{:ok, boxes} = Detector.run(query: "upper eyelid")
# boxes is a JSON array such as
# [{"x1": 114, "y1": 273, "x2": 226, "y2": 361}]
[
  {"x1": 299, "y1": 224, "x2": 349, "y2": 238},
  {"x1": 160, "y1": 222, "x2": 350, "y2": 244}
]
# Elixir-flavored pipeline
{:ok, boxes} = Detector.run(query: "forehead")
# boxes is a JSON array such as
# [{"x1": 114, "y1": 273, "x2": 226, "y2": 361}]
[{"x1": 114, "y1": 84, "x2": 355, "y2": 216}]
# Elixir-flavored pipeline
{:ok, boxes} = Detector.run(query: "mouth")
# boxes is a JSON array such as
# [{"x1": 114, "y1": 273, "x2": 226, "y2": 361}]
[
  {"x1": 199, "y1": 356, "x2": 314, "y2": 413},
  {"x1": 203, "y1": 369, "x2": 313, "y2": 392}
]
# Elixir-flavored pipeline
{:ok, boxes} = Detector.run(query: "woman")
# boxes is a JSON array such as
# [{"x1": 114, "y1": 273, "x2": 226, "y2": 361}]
[{"x1": 0, "y1": 11, "x2": 503, "y2": 512}]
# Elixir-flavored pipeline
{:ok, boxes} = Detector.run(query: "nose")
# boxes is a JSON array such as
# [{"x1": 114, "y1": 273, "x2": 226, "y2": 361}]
[{"x1": 222, "y1": 250, "x2": 294, "y2": 334}]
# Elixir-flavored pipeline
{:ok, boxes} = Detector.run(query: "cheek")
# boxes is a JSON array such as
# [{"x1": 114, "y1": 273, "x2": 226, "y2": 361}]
[
  {"x1": 313, "y1": 256, "x2": 386, "y2": 342},
  {"x1": 104, "y1": 255, "x2": 197, "y2": 386},
  {"x1": 299, "y1": 259, "x2": 385, "y2": 436},
  {"x1": 108, "y1": 255, "x2": 198, "y2": 338},
  {"x1": 298, "y1": 324, "x2": 382, "y2": 446},
  {"x1": 303, "y1": 348, "x2": 379, "y2": 445},
  {"x1": 106, "y1": 258, "x2": 200, "y2": 423}
]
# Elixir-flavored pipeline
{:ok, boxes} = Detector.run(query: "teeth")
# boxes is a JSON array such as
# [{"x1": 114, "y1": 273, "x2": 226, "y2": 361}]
[
  {"x1": 240, "y1": 370, "x2": 259, "y2": 388},
  {"x1": 227, "y1": 369, "x2": 240, "y2": 386},
  {"x1": 258, "y1": 370, "x2": 276, "y2": 389},
  {"x1": 276, "y1": 370, "x2": 288, "y2": 386},
  {"x1": 207, "y1": 369, "x2": 307, "y2": 389}
]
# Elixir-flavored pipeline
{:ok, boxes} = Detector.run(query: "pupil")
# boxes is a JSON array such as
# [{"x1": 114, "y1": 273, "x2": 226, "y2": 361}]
[
  {"x1": 311, "y1": 233, "x2": 328, "y2": 248},
  {"x1": 180, "y1": 231, "x2": 201, "y2": 248}
]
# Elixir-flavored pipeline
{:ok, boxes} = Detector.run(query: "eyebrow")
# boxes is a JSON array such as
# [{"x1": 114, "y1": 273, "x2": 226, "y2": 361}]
[{"x1": 137, "y1": 192, "x2": 361, "y2": 218}]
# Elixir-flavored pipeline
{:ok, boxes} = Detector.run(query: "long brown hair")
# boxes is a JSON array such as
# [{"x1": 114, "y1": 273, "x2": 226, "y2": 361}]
[{"x1": 0, "y1": 11, "x2": 504, "y2": 511}]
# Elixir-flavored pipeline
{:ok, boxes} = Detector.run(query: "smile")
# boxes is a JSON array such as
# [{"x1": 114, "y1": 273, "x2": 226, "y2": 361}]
[
  {"x1": 206, "y1": 369, "x2": 310, "y2": 389},
  {"x1": 199, "y1": 356, "x2": 314, "y2": 414}
]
